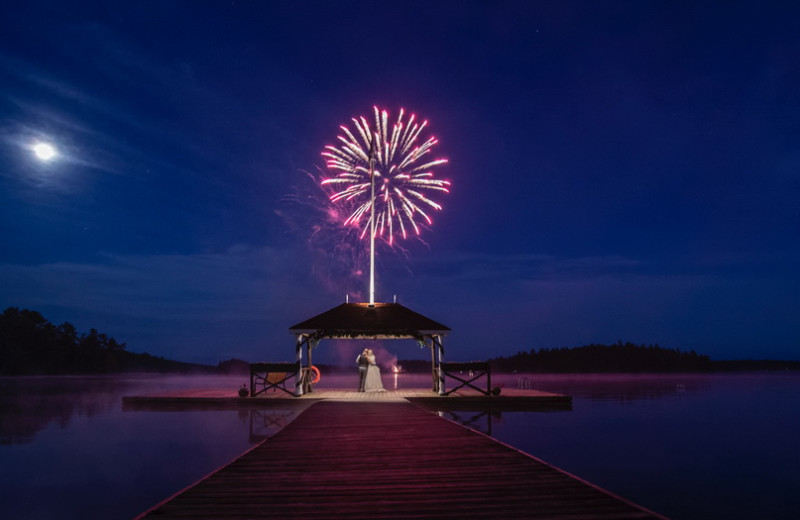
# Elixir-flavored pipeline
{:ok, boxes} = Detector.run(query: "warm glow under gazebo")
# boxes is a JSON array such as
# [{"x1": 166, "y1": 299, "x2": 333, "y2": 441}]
[{"x1": 289, "y1": 302, "x2": 451, "y2": 396}]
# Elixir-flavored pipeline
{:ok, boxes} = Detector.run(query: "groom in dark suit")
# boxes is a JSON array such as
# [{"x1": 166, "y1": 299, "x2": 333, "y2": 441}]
[{"x1": 356, "y1": 348, "x2": 369, "y2": 392}]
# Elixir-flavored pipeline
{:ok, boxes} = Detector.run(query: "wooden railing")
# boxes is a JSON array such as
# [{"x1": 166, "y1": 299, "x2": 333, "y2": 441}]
[{"x1": 440, "y1": 361, "x2": 492, "y2": 396}]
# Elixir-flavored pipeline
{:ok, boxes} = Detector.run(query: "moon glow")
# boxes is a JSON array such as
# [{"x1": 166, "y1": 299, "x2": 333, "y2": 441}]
[{"x1": 33, "y1": 142, "x2": 57, "y2": 161}]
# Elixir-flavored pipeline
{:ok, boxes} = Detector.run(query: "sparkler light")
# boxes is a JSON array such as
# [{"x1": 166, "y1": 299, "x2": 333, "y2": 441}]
[{"x1": 321, "y1": 107, "x2": 450, "y2": 246}]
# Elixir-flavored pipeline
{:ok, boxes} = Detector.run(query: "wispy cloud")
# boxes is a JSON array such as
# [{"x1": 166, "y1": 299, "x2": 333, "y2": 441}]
[
  {"x1": 0, "y1": 245, "x2": 318, "y2": 362},
  {"x1": 411, "y1": 250, "x2": 643, "y2": 282},
  {"x1": 0, "y1": 30, "x2": 222, "y2": 184}
]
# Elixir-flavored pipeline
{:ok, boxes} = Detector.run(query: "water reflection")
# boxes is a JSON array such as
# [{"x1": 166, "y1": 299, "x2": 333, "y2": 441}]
[
  {"x1": 0, "y1": 374, "x2": 297, "y2": 520},
  {"x1": 493, "y1": 373, "x2": 710, "y2": 403},
  {"x1": 0, "y1": 376, "x2": 133, "y2": 445},
  {"x1": 249, "y1": 408, "x2": 303, "y2": 442},
  {"x1": 0, "y1": 373, "x2": 706, "y2": 447},
  {"x1": 437, "y1": 409, "x2": 501, "y2": 436},
  {"x1": 2, "y1": 373, "x2": 798, "y2": 520}
]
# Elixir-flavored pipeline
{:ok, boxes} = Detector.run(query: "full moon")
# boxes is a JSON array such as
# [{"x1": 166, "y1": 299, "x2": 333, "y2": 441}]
[{"x1": 33, "y1": 142, "x2": 57, "y2": 161}]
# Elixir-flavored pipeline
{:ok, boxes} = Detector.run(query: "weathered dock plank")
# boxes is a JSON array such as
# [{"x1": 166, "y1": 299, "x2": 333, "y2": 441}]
[{"x1": 136, "y1": 401, "x2": 665, "y2": 519}]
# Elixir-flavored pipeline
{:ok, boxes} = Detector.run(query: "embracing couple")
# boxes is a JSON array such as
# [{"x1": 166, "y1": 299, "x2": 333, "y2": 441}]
[{"x1": 356, "y1": 348, "x2": 385, "y2": 392}]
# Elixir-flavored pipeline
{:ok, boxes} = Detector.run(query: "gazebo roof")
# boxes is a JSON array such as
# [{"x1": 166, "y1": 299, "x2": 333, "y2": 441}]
[{"x1": 289, "y1": 302, "x2": 450, "y2": 339}]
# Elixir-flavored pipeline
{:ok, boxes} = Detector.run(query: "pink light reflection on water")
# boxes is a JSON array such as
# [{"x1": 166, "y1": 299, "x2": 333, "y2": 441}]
[
  {"x1": 3, "y1": 373, "x2": 799, "y2": 520},
  {"x1": 0, "y1": 375, "x2": 298, "y2": 520}
]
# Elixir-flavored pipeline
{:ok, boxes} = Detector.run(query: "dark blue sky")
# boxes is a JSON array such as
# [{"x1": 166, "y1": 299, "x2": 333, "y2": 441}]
[{"x1": 2, "y1": 1, "x2": 798, "y2": 365}]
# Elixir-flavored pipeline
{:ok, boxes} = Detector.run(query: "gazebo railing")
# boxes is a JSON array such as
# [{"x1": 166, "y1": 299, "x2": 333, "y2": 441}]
[{"x1": 440, "y1": 362, "x2": 492, "y2": 396}]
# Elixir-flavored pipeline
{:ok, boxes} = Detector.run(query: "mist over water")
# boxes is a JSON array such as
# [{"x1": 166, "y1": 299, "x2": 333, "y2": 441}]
[
  {"x1": 0, "y1": 375, "x2": 261, "y2": 519},
  {"x1": 487, "y1": 373, "x2": 800, "y2": 520},
  {"x1": 1, "y1": 372, "x2": 799, "y2": 520}
]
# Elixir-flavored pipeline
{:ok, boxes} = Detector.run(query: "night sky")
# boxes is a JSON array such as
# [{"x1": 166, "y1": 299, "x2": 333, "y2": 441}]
[{"x1": 2, "y1": 1, "x2": 798, "y2": 365}]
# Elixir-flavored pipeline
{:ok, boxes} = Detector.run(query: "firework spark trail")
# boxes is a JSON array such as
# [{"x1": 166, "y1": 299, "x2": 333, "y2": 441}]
[{"x1": 321, "y1": 107, "x2": 450, "y2": 245}]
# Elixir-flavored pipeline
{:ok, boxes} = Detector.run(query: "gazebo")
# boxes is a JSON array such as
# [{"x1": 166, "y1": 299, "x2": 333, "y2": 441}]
[{"x1": 289, "y1": 302, "x2": 451, "y2": 396}]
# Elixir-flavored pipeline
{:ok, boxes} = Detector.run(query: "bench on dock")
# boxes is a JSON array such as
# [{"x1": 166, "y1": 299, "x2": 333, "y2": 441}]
[
  {"x1": 249, "y1": 362, "x2": 300, "y2": 397},
  {"x1": 440, "y1": 361, "x2": 492, "y2": 396}
]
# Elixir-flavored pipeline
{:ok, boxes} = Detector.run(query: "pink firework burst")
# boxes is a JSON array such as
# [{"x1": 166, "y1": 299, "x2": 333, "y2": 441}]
[{"x1": 321, "y1": 107, "x2": 450, "y2": 245}]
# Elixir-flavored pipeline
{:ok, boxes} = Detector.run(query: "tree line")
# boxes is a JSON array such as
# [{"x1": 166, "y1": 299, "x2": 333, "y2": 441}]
[
  {"x1": 0, "y1": 307, "x2": 211, "y2": 375},
  {"x1": 396, "y1": 342, "x2": 714, "y2": 373},
  {"x1": 486, "y1": 342, "x2": 713, "y2": 373}
]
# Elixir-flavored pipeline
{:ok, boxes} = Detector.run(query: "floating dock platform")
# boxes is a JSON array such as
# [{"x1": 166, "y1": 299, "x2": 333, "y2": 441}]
[{"x1": 122, "y1": 387, "x2": 573, "y2": 412}]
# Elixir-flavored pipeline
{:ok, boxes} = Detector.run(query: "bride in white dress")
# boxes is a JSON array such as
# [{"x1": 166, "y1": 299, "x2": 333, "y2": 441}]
[{"x1": 364, "y1": 349, "x2": 385, "y2": 392}]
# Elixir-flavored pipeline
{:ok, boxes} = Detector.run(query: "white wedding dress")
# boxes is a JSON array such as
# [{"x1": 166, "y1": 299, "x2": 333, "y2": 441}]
[{"x1": 364, "y1": 356, "x2": 385, "y2": 392}]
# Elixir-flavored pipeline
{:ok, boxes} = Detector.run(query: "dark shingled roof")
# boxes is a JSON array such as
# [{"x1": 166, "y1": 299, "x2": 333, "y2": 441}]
[{"x1": 289, "y1": 302, "x2": 450, "y2": 339}]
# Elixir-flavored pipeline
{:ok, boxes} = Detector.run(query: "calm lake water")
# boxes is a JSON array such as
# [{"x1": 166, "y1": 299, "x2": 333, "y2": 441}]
[{"x1": 1, "y1": 372, "x2": 799, "y2": 519}]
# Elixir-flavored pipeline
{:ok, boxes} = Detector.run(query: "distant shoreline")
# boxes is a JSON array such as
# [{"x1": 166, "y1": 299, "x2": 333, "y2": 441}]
[{"x1": 3, "y1": 308, "x2": 798, "y2": 376}]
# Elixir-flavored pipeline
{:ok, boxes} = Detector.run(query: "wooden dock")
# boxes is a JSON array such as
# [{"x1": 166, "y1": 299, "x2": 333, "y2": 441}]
[{"x1": 136, "y1": 401, "x2": 665, "y2": 519}]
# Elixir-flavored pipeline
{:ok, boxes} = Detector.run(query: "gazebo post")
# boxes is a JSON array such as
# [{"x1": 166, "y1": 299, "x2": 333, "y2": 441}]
[
  {"x1": 428, "y1": 337, "x2": 437, "y2": 392},
  {"x1": 436, "y1": 335, "x2": 445, "y2": 396},
  {"x1": 294, "y1": 335, "x2": 305, "y2": 396},
  {"x1": 304, "y1": 338, "x2": 316, "y2": 394}
]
